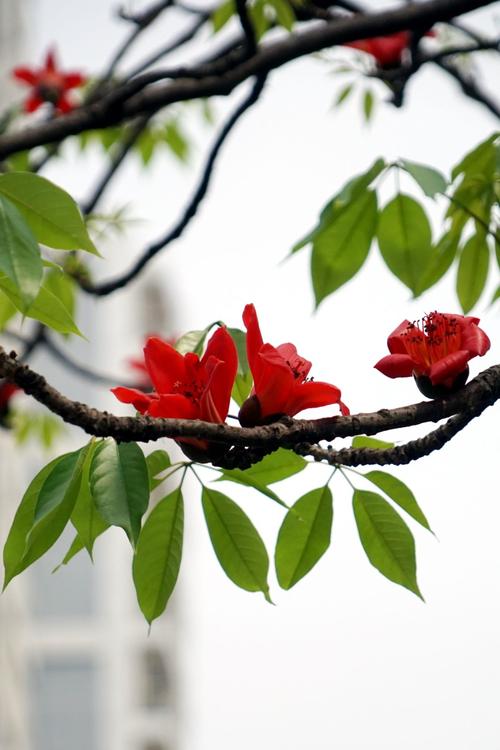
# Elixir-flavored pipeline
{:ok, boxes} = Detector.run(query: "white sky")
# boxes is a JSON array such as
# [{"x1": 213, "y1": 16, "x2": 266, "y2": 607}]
[{"x1": 13, "y1": 1, "x2": 500, "y2": 748}]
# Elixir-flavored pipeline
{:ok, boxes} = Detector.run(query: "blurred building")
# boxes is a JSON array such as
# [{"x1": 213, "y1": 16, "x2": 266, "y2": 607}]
[{"x1": 0, "y1": 4, "x2": 180, "y2": 748}]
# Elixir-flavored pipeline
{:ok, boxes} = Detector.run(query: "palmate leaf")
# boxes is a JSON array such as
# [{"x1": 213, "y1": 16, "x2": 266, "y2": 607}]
[
  {"x1": 399, "y1": 159, "x2": 448, "y2": 198},
  {"x1": 364, "y1": 470, "x2": 431, "y2": 531},
  {"x1": 235, "y1": 448, "x2": 306, "y2": 485},
  {"x1": 0, "y1": 172, "x2": 99, "y2": 255},
  {"x1": 216, "y1": 469, "x2": 288, "y2": 508},
  {"x1": 146, "y1": 449, "x2": 172, "y2": 491},
  {"x1": 351, "y1": 436, "x2": 394, "y2": 450},
  {"x1": 202, "y1": 487, "x2": 271, "y2": 600},
  {"x1": 0, "y1": 195, "x2": 42, "y2": 310},
  {"x1": 70, "y1": 441, "x2": 109, "y2": 558},
  {"x1": 353, "y1": 490, "x2": 423, "y2": 599},
  {"x1": 456, "y1": 230, "x2": 490, "y2": 313},
  {"x1": 133, "y1": 487, "x2": 184, "y2": 624},
  {"x1": 3, "y1": 448, "x2": 87, "y2": 588},
  {"x1": 90, "y1": 439, "x2": 149, "y2": 546},
  {"x1": 275, "y1": 486, "x2": 333, "y2": 589}
]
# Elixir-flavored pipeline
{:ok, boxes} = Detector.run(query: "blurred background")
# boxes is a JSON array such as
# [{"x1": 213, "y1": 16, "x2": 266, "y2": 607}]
[{"x1": 0, "y1": 1, "x2": 499, "y2": 749}]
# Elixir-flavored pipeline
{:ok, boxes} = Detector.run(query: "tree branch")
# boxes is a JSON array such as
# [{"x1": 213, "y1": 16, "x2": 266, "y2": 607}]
[
  {"x1": 0, "y1": 0, "x2": 494, "y2": 158},
  {"x1": 77, "y1": 73, "x2": 267, "y2": 295},
  {"x1": 0, "y1": 346, "x2": 498, "y2": 469}
]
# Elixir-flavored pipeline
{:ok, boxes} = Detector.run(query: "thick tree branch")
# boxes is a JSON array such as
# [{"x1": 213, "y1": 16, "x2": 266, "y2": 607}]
[
  {"x1": 0, "y1": 346, "x2": 498, "y2": 469},
  {"x1": 0, "y1": 0, "x2": 494, "y2": 158},
  {"x1": 77, "y1": 73, "x2": 267, "y2": 295}
]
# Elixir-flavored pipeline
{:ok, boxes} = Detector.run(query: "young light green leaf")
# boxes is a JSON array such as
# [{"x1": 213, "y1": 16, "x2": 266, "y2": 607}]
[
  {"x1": 43, "y1": 266, "x2": 77, "y2": 328},
  {"x1": 0, "y1": 272, "x2": 82, "y2": 336},
  {"x1": 0, "y1": 172, "x2": 99, "y2": 255},
  {"x1": 275, "y1": 486, "x2": 333, "y2": 589},
  {"x1": 146, "y1": 449, "x2": 172, "y2": 491},
  {"x1": 133, "y1": 487, "x2": 184, "y2": 623},
  {"x1": 3, "y1": 455, "x2": 67, "y2": 588},
  {"x1": 377, "y1": 193, "x2": 433, "y2": 296},
  {"x1": 364, "y1": 470, "x2": 431, "y2": 531},
  {"x1": 249, "y1": 0, "x2": 270, "y2": 40},
  {"x1": 90, "y1": 439, "x2": 149, "y2": 545},
  {"x1": 0, "y1": 195, "x2": 42, "y2": 309},
  {"x1": 70, "y1": 441, "x2": 109, "y2": 557},
  {"x1": 236, "y1": 448, "x2": 306, "y2": 485},
  {"x1": 351, "y1": 436, "x2": 394, "y2": 450},
  {"x1": 353, "y1": 489, "x2": 423, "y2": 599},
  {"x1": 175, "y1": 320, "x2": 221, "y2": 355},
  {"x1": 399, "y1": 159, "x2": 448, "y2": 198},
  {"x1": 164, "y1": 122, "x2": 190, "y2": 163},
  {"x1": 456, "y1": 231, "x2": 490, "y2": 313},
  {"x1": 202, "y1": 487, "x2": 271, "y2": 599},
  {"x1": 312, "y1": 189, "x2": 377, "y2": 306}
]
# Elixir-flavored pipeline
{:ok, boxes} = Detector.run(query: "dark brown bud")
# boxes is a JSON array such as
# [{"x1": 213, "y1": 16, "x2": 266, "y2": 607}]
[{"x1": 414, "y1": 366, "x2": 469, "y2": 399}]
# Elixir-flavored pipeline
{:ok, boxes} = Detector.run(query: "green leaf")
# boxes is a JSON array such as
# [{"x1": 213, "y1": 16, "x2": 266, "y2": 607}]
[
  {"x1": 363, "y1": 89, "x2": 375, "y2": 123},
  {"x1": 3, "y1": 450, "x2": 85, "y2": 588},
  {"x1": 267, "y1": 0, "x2": 295, "y2": 30},
  {"x1": 0, "y1": 272, "x2": 82, "y2": 336},
  {"x1": 249, "y1": 0, "x2": 270, "y2": 40},
  {"x1": 312, "y1": 189, "x2": 378, "y2": 306},
  {"x1": 275, "y1": 486, "x2": 333, "y2": 589},
  {"x1": 133, "y1": 487, "x2": 184, "y2": 623},
  {"x1": 227, "y1": 327, "x2": 249, "y2": 375},
  {"x1": 90, "y1": 439, "x2": 149, "y2": 545},
  {"x1": 201, "y1": 487, "x2": 271, "y2": 599},
  {"x1": 351, "y1": 436, "x2": 394, "y2": 450},
  {"x1": 377, "y1": 193, "x2": 433, "y2": 295},
  {"x1": 364, "y1": 470, "x2": 431, "y2": 531},
  {"x1": 292, "y1": 158, "x2": 385, "y2": 254},
  {"x1": 0, "y1": 195, "x2": 42, "y2": 309},
  {"x1": 0, "y1": 173, "x2": 99, "y2": 255},
  {"x1": 352, "y1": 489, "x2": 422, "y2": 598},
  {"x1": 415, "y1": 229, "x2": 460, "y2": 296},
  {"x1": 146, "y1": 449, "x2": 172, "y2": 491},
  {"x1": 175, "y1": 320, "x2": 221, "y2": 355},
  {"x1": 456, "y1": 231, "x2": 490, "y2": 313},
  {"x1": 451, "y1": 133, "x2": 498, "y2": 181},
  {"x1": 70, "y1": 441, "x2": 109, "y2": 557},
  {"x1": 216, "y1": 468, "x2": 288, "y2": 508},
  {"x1": 490, "y1": 285, "x2": 500, "y2": 306},
  {"x1": 43, "y1": 266, "x2": 76, "y2": 334},
  {"x1": 334, "y1": 83, "x2": 353, "y2": 107},
  {"x1": 399, "y1": 159, "x2": 447, "y2": 198},
  {"x1": 238, "y1": 448, "x2": 306, "y2": 485},
  {"x1": 212, "y1": 0, "x2": 235, "y2": 31},
  {"x1": 231, "y1": 371, "x2": 253, "y2": 407},
  {"x1": 0, "y1": 290, "x2": 17, "y2": 330},
  {"x1": 164, "y1": 122, "x2": 190, "y2": 163}
]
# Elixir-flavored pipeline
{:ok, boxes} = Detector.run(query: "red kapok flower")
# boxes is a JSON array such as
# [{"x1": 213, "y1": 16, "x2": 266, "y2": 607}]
[
  {"x1": 127, "y1": 334, "x2": 177, "y2": 390},
  {"x1": 112, "y1": 327, "x2": 237, "y2": 460},
  {"x1": 238, "y1": 303, "x2": 348, "y2": 427},
  {"x1": 0, "y1": 381, "x2": 20, "y2": 428},
  {"x1": 374, "y1": 312, "x2": 490, "y2": 398},
  {"x1": 12, "y1": 48, "x2": 86, "y2": 114},
  {"x1": 344, "y1": 30, "x2": 434, "y2": 68}
]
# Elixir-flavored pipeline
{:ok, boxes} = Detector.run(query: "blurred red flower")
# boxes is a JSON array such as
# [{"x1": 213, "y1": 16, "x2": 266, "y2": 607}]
[
  {"x1": 12, "y1": 48, "x2": 86, "y2": 114},
  {"x1": 345, "y1": 30, "x2": 434, "y2": 68}
]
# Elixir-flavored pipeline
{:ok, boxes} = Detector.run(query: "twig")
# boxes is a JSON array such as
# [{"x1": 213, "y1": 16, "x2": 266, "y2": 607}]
[
  {"x1": 78, "y1": 73, "x2": 267, "y2": 295},
  {"x1": 235, "y1": 0, "x2": 257, "y2": 54},
  {"x1": 434, "y1": 57, "x2": 500, "y2": 119}
]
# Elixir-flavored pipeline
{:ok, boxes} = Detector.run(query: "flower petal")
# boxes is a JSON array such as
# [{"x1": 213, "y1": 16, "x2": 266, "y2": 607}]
[
  {"x1": 12, "y1": 67, "x2": 38, "y2": 85},
  {"x1": 386, "y1": 320, "x2": 419, "y2": 354},
  {"x1": 63, "y1": 73, "x2": 86, "y2": 88},
  {"x1": 44, "y1": 48, "x2": 57, "y2": 73},
  {"x1": 284, "y1": 381, "x2": 344, "y2": 417},
  {"x1": 461, "y1": 320, "x2": 491, "y2": 356},
  {"x1": 144, "y1": 336, "x2": 187, "y2": 393},
  {"x1": 374, "y1": 353, "x2": 416, "y2": 378},
  {"x1": 24, "y1": 94, "x2": 44, "y2": 113},
  {"x1": 429, "y1": 350, "x2": 470, "y2": 385},
  {"x1": 56, "y1": 94, "x2": 73, "y2": 113},
  {"x1": 111, "y1": 387, "x2": 154, "y2": 414},
  {"x1": 202, "y1": 327, "x2": 237, "y2": 422},
  {"x1": 254, "y1": 344, "x2": 294, "y2": 417},
  {"x1": 276, "y1": 343, "x2": 311, "y2": 380},
  {"x1": 243, "y1": 303, "x2": 264, "y2": 380},
  {"x1": 147, "y1": 394, "x2": 198, "y2": 419}
]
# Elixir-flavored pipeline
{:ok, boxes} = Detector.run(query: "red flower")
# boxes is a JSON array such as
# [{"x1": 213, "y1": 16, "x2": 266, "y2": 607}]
[
  {"x1": 0, "y1": 381, "x2": 20, "y2": 428},
  {"x1": 126, "y1": 334, "x2": 176, "y2": 390},
  {"x1": 374, "y1": 312, "x2": 490, "y2": 397},
  {"x1": 344, "y1": 30, "x2": 434, "y2": 68},
  {"x1": 112, "y1": 327, "x2": 237, "y2": 422},
  {"x1": 12, "y1": 48, "x2": 86, "y2": 114},
  {"x1": 238, "y1": 304, "x2": 348, "y2": 427}
]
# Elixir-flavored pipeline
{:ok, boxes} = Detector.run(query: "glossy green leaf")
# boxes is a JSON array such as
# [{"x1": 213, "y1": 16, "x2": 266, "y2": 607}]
[
  {"x1": 202, "y1": 487, "x2": 271, "y2": 599},
  {"x1": 90, "y1": 439, "x2": 149, "y2": 545},
  {"x1": 377, "y1": 193, "x2": 433, "y2": 295},
  {"x1": 43, "y1": 266, "x2": 77, "y2": 335},
  {"x1": 312, "y1": 189, "x2": 377, "y2": 306},
  {"x1": 0, "y1": 172, "x2": 99, "y2": 255},
  {"x1": 175, "y1": 320, "x2": 220, "y2": 355},
  {"x1": 0, "y1": 272, "x2": 82, "y2": 336},
  {"x1": 0, "y1": 290, "x2": 17, "y2": 330},
  {"x1": 71, "y1": 441, "x2": 109, "y2": 557},
  {"x1": 292, "y1": 158, "x2": 385, "y2": 253},
  {"x1": 3, "y1": 450, "x2": 85, "y2": 588},
  {"x1": 133, "y1": 487, "x2": 184, "y2": 623},
  {"x1": 351, "y1": 436, "x2": 394, "y2": 450},
  {"x1": 400, "y1": 159, "x2": 447, "y2": 198},
  {"x1": 364, "y1": 470, "x2": 431, "y2": 531},
  {"x1": 415, "y1": 229, "x2": 460, "y2": 296},
  {"x1": 456, "y1": 231, "x2": 490, "y2": 313},
  {"x1": 239, "y1": 448, "x2": 306, "y2": 485},
  {"x1": 275, "y1": 486, "x2": 333, "y2": 589},
  {"x1": 216, "y1": 468, "x2": 288, "y2": 508},
  {"x1": 0, "y1": 195, "x2": 42, "y2": 309},
  {"x1": 353, "y1": 490, "x2": 422, "y2": 598},
  {"x1": 146, "y1": 449, "x2": 172, "y2": 491}
]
